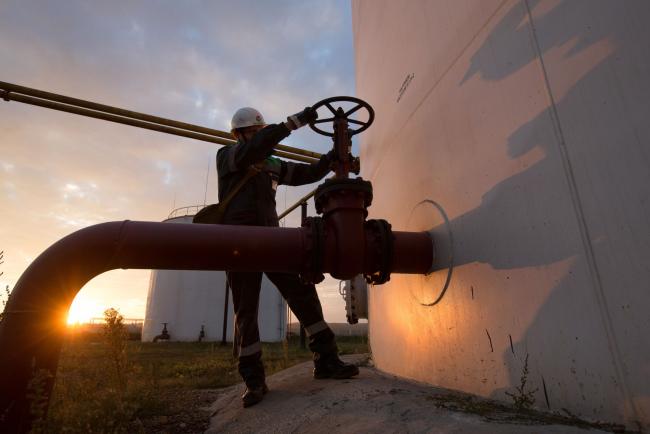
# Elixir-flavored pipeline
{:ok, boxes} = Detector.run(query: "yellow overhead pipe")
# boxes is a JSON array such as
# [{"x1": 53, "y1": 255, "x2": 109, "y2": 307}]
[{"x1": 0, "y1": 81, "x2": 321, "y2": 164}]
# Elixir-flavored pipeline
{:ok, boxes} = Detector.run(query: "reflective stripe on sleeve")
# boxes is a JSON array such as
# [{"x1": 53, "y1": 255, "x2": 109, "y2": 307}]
[
  {"x1": 305, "y1": 320, "x2": 329, "y2": 336},
  {"x1": 239, "y1": 341, "x2": 262, "y2": 357}
]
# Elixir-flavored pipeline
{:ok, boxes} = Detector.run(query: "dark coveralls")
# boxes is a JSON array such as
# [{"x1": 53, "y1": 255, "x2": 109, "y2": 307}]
[{"x1": 216, "y1": 123, "x2": 337, "y2": 386}]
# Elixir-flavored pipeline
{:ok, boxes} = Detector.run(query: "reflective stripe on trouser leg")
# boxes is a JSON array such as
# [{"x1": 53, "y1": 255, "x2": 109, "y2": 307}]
[
  {"x1": 264, "y1": 272, "x2": 337, "y2": 354},
  {"x1": 305, "y1": 320, "x2": 329, "y2": 336},
  {"x1": 239, "y1": 341, "x2": 262, "y2": 357}
]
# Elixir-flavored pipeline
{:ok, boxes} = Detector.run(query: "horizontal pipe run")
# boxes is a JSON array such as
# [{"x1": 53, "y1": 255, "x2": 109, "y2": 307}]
[
  {"x1": 0, "y1": 90, "x2": 319, "y2": 164},
  {"x1": 0, "y1": 81, "x2": 322, "y2": 162},
  {"x1": 272, "y1": 145, "x2": 321, "y2": 160},
  {"x1": 2, "y1": 91, "x2": 235, "y2": 146},
  {"x1": 273, "y1": 150, "x2": 318, "y2": 164},
  {"x1": 0, "y1": 80, "x2": 235, "y2": 141},
  {"x1": 391, "y1": 231, "x2": 434, "y2": 274},
  {"x1": 111, "y1": 221, "x2": 307, "y2": 271}
]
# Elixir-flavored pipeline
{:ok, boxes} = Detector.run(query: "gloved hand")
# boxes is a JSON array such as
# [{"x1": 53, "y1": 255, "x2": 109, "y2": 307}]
[
  {"x1": 320, "y1": 149, "x2": 338, "y2": 172},
  {"x1": 285, "y1": 106, "x2": 318, "y2": 130},
  {"x1": 324, "y1": 149, "x2": 338, "y2": 163}
]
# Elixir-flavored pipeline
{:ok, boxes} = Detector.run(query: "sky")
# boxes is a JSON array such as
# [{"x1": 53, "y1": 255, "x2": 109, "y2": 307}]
[{"x1": 0, "y1": 0, "x2": 357, "y2": 324}]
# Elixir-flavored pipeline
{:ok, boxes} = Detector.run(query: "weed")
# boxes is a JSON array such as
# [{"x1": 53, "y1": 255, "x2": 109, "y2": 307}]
[
  {"x1": 0, "y1": 252, "x2": 14, "y2": 425},
  {"x1": 427, "y1": 391, "x2": 632, "y2": 432},
  {"x1": 505, "y1": 353, "x2": 539, "y2": 411},
  {"x1": 0, "y1": 250, "x2": 11, "y2": 323},
  {"x1": 0, "y1": 286, "x2": 8, "y2": 324},
  {"x1": 47, "y1": 309, "x2": 163, "y2": 432},
  {"x1": 103, "y1": 307, "x2": 128, "y2": 397}
]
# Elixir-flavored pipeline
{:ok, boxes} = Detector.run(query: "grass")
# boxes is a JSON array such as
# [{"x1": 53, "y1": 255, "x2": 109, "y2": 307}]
[{"x1": 45, "y1": 330, "x2": 368, "y2": 433}]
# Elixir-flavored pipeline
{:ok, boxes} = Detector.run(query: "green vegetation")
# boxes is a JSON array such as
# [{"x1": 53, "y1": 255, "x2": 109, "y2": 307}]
[
  {"x1": 427, "y1": 391, "x2": 629, "y2": 433},
  {"x1": 44, "y1": 314, "x2": 368, "y2": 433},
  {"x1": 0, "y1": 250, "x2": 11, "y2": 323},
  {"x1": 505, "y1": 353, "x2": 538, "y2": 411}
]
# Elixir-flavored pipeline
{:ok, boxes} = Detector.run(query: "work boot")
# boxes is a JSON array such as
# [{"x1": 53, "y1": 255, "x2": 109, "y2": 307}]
[
  {"x1": 313, "y1": 353, "x2": 360, "y2": 379},
  {"x1": 242, "y1": 382, "x2": 269, "y2": 408}
]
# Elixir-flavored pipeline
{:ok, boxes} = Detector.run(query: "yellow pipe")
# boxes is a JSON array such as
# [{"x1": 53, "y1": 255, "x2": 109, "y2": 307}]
[{"x1": 0, "y1": 81, "x2": 322, "y2": 163}]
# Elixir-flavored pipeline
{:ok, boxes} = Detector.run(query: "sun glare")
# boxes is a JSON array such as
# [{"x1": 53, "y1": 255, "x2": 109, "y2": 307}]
[{"x1": 66, "y1": 297, "x2": 100, "y2": 325}]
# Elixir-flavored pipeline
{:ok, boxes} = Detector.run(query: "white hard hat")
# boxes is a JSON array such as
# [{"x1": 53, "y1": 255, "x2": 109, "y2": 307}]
[{"x1": 230, "y1": 107, "x2": 266, "y2": 130}]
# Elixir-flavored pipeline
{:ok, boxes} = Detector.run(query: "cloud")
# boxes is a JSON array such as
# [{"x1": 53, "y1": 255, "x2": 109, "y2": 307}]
[{"x1": 0, "y1": 0, "x2": 355, "y2": 322}]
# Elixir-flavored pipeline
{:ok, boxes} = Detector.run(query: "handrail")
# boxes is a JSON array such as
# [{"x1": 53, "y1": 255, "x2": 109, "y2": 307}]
[
  {"x1": 87, "y1": 317, "x2": 144, "y2": 325},
  {"x1": 167, "y1": 205, "x2": 207, "y2": 220},
  {"x1": 167, "y1": 185, "x2": 318, "y2": 222},
  {"x1": 277, "y1": 188, "x2": 318, "y2": 220}
]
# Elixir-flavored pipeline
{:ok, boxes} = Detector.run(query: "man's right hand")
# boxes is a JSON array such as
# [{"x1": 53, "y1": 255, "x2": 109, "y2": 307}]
[{"x1": 285, "y1": 107, "x2": 318, "y2": 130}]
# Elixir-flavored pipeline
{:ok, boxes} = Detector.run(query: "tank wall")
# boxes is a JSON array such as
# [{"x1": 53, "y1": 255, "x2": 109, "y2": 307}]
[
  {"x1": 353, "y1": 0, "x2": 649, "y2": 429},
  {"x1": 142, "y1": 216, "x2": 287, "y2": 342}
]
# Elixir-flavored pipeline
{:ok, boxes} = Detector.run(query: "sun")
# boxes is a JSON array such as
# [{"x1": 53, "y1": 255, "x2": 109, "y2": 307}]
[{"x1": 66, "y1": 296, "x2": 99, "y2": 325}]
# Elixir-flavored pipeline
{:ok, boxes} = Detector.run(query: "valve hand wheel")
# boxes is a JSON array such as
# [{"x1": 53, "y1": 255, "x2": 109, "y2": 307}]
[{"x1": 309, "y1": 96, "x2": 374, "y2": 137}]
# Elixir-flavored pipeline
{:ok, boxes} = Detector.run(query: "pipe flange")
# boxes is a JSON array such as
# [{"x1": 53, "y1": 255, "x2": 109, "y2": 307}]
[
  {"x1": 364, "y1": 219, "x2": 393, "y2": 285},
  {"x1": 300, "y1": 217, "x2": 325, "y2": 284},
  {"x1": 314, "y1": 177, "x2": 373, "y2": 215}
]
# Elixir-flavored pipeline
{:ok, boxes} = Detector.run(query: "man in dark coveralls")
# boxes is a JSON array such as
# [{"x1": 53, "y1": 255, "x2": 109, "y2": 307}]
[{"x1": 217, "y1": 106, "x2": 359, "y2": 408}]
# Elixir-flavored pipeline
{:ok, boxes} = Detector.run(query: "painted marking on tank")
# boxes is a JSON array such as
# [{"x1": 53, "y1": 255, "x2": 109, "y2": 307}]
[
  {"x1": 471, "y1": 285, "x2": 475, "y2": 300},
  {"x1": 542, "y1": 376, "x2": 550, "y2": 409},
  {"x1": 396, "y1": 73, "x2": 414, "y2": 103},
  {"x1": 485, "y1": 329, "x2": 494, "y2": 352}
]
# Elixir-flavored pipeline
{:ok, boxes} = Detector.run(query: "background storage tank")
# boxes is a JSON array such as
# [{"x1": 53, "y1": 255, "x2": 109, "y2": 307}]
[
  {"x1": 353, "y1": 0, "x2": 650, "y2": 429},
  {"x1": 142, "y1": 210, "x2": 287, "y2": 342}
]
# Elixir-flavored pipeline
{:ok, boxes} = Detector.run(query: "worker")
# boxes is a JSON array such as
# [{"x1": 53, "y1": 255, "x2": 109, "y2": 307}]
[{"x1": 217, "y1": 106, "x2": 359, "y2": 408}]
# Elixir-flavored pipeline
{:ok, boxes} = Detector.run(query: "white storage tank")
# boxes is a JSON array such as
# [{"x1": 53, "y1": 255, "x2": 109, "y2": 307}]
[
  {"x1": 353, "y1": 0, "x2": 650, "y2": 430},
  {"x1": 142, "y1": 210, "x2": 287, "y2": 342}
]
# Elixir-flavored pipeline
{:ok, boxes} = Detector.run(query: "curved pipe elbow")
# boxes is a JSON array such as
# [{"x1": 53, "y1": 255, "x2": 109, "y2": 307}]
[{"x1": 6, "y1": 220, "x2": 308, "y2": 315}]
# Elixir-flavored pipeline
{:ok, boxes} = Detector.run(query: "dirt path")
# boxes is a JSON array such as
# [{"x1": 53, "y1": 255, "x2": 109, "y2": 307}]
[
  {"x1": 206, "y1": 355, "x2": 625, "y2": 434},
  {"x1": 138, "y1": 388, "x2": 220, "y2": 433}
]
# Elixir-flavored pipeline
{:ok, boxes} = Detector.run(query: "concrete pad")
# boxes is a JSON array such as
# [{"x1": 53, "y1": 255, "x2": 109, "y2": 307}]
[{"x1": 207, "y1": 355, "x2": 611, "y2": 434}]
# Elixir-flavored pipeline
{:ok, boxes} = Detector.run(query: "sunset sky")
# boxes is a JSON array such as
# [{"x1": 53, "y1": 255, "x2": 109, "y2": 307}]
[{"x1": 0, "y1": 1, "x2": 356, "y2": 323}]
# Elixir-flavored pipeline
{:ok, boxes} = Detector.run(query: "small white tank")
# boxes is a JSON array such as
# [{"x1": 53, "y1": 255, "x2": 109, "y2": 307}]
[{"x1": 141, "y1": 211, "x2": 287, "y2": 342}]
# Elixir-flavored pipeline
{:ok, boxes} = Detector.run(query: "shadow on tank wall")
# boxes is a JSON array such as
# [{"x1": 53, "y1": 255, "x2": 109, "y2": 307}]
[{"x1": 430, "y1": 0, "x2": 649, "y2": 426}]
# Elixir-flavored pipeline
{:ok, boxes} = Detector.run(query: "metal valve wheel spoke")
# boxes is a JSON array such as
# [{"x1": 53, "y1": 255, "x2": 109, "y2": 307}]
[
  {"x1": 313, "y1": 117, "x2": 335, "y2": 124},
  {"x1": 344, "y1": 104, "x2": 364, "y2": 117},
  {"x1": 348, "y1": 119, "x2": 366, "y2": 126},
  {"x1": 325, "y1": 102, "x2": 337, "y2": 115}
]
